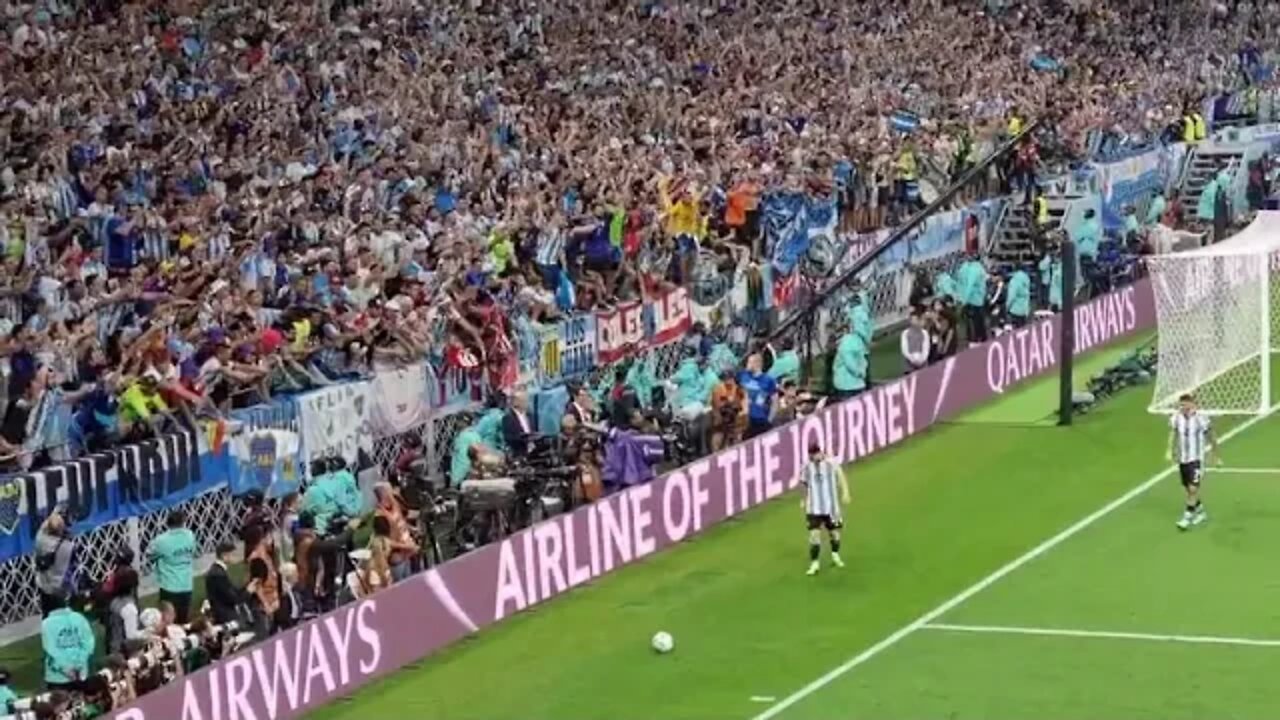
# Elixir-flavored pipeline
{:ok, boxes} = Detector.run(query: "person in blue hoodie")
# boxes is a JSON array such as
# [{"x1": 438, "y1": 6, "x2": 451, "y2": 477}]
[
  {"x1": 956, "y1": 254, "x2": 989, "y2": 342},
  {"x1": 41, "y1": 591, "x2": 94, "y2": 691},
  {"x1": 1005, "y1": 265, "x2": 1032, "y2": 327}
]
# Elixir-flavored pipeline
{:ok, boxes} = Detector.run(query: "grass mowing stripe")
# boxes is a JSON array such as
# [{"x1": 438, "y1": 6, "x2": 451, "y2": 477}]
[
  {"x1": 921, "y1": 623, "x2": 1280, "y2": 648},
  {"x1": 750, "y1": 405, "x2": 1278, "y2": 720}
]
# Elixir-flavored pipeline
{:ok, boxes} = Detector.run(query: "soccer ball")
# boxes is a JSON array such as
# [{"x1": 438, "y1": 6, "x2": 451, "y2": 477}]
[{"x1": 651, "y1": 631, "x2": 675, "y2": 654}]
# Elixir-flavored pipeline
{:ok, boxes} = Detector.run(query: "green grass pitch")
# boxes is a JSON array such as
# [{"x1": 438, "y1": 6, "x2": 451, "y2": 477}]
[{"x1": 303, "y1": 340, "x2": 1280, "y2": 720}]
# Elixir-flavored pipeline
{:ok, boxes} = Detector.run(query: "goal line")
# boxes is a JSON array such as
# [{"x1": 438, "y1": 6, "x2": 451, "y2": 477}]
[
  {"x1": 1205, "y1": 466, "x2": 1280, "y2": 475},
  {"x1": 922, "y1": 622, "x2": 1280, "y2": 649}
]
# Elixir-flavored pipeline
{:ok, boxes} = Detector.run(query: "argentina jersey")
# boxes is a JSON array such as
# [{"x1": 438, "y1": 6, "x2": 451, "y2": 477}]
[{"x1": 803, "y1": 459, "x2": 843, "y2": 521}]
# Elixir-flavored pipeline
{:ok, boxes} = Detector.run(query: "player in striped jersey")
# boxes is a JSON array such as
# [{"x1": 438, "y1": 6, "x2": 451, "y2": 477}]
[
  {"x1": 1168, "y1": 393, "x2": 1219, "y2": 531},
  {"x1": 798, "y1": 441, "x2": 851, "y2": 576}
]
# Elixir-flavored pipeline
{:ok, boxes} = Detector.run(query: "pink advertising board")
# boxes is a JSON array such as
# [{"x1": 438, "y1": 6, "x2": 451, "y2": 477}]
[{"x1": 109, "y1": 279, "x2": 1155, "y2": 720}]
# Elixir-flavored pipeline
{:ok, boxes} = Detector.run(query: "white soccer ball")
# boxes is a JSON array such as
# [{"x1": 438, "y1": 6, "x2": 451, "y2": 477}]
[{"x1": 651, "y1": 631, "x2": 675, "y2": 654}]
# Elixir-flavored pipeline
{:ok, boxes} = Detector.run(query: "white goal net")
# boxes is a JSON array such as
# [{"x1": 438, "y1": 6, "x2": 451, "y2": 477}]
[{"x1": 1147, "y1": 212, "x2": 1280, "y2": 415}]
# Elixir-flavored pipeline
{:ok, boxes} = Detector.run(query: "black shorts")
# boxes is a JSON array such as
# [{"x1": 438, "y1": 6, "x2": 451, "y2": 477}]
[
  {"x1": 807, "y1": 514, "x2": 843, "y2": 531},
  {"x1": 1179, "y1": 461, "x2": 1203, "y2": 489}
]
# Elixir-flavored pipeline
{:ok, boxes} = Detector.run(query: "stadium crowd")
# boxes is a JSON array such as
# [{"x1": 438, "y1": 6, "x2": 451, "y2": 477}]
[{"x1": 0, "y1": 0, "x2": 1278, "y2": 715}]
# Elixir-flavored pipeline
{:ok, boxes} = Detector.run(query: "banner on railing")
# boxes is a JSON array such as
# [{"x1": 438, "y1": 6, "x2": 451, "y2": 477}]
[
  {"x1": 296, "y1": 382, "x2": 375, "y2": 471},
  {"x1": 107, "y1": 279, "x2": 1158, "y2": 720},
  {"x1": 428, "y1": 362, "x2": 479, "y2": 412},
  {"x1": 871, "y1": 199, "x2": 1005, "y2": 275},
  {"x1": 539, "y1": 315, "x2": 597, "y2": 386},
  {"x1": 1088, "y1": 143, "x2": 1187, "y2": 231},
  {"x1": 595, "y1": 287, "x2": 692, "y2": 364},
  {"x1": 0, "y1": 430, "x2": 224, "y2": 563},
  {"x1": 370, "y1": 366, "x2": 431, "y2": 436},
  {"x1": 227, "y1": 402, "x2": 304, "y2": 499},
  {"x1": 761, "y1": 191, "x2": 838, "y2": 276}
]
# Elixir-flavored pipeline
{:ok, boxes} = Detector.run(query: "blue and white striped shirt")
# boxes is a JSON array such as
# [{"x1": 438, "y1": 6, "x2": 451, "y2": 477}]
[
  {"x1": 535, "y1": 228, "x2": 565, "y2": 267},
  {"x1": 801, "y1": 458, "x2": 844, "y2": 519},
  {"x1": 1170, "y1": 411, "x2": 1211, "y2": 464}
]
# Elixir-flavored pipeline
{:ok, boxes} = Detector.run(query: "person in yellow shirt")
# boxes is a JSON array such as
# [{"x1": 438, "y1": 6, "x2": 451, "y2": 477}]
[
  {"x1": 1006, "y1": 109, "x2": 1024, "y2": 138},
  {"x1": 658, "y1": 176, "x2": 705, "y2": 240},
  {"x1": 119, "y1": 371, "x2": 173, "y2": 438}
]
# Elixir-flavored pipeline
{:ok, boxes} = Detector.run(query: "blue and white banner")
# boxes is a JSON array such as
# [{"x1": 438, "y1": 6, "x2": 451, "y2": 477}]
[
  {"x1": 0, "y1": 430, "x2": 225, "y2": 563},
  {"x1": 1089, "y1": 144, "x2": 1187, "y2": 231},
  {"x1": 227, "y1": 402, "x2": 303, "y2": 498},
  {"x1": 228, "y1": 430, "x2": 302, "y2": 499},
  {"x1": 762, "y1": 191, "x2": 838, "y2": 276},
  {"x1": 539, "y1": 314, "x2": 597, "y2": 386}
]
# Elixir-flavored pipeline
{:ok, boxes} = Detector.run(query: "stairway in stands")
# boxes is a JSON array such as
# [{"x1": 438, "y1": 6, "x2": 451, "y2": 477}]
[
  {"x1": 986, "y1": 195, "x2": 1073, "y2": 270},
  {"x1": 1178, "y1": 146, "x2": 1245, "y2": 214}
]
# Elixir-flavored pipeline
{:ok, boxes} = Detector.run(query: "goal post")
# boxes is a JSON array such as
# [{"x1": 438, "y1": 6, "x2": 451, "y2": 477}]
[{"x1": 1147, "y1": 212, "x2": 1280, "y2": 416}]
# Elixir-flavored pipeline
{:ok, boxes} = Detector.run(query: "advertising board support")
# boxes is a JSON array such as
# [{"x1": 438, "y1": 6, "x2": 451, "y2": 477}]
[{"x1": 1059, "y1": 239, "x2": 1077, "y2": 426}]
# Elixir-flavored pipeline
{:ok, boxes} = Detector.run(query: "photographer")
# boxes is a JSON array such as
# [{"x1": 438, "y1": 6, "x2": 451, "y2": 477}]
[
  {"x1": 300, "y1": 460, "x2": 365, "y2": 534},
  {"x1": 292, "y1": 514, "x2": 319, "y2": 613},
  {"x1": 709, "y1": 370, "x2": 747, "y2": 452},
  {"x1": 243, "y1": 525, "x2": 279, "y2": 638},
  {"x1": 300, "y1": 461, "x2": 365, "y2": 610},
  {"x1": 100, "y1": 655, "x2": 136, "y2": 711},
  {"x1": 104, "y1": 568, "x2": 142, "y2": 657},
  {"x1": 40, "y1": 591, "x2": 93, "y2": 692},
  {"x1": 560, "y1": 415, "x2": 603, "y2": 503},
  {"x1": 372, "y1": 484, "x2": 416, "y2": 583},
  {"x1": 275, "y1": 563, "x2": 304, "y2": 631},
  {"x1": 667, "y1": 352, "x2": 715, "y2": 457},
  {"x1": 601, "y1": 423, "x2": 667, "y2": 493},
  {"x1": 34, "y1": 510, "x2": 76, "y2": 618}
]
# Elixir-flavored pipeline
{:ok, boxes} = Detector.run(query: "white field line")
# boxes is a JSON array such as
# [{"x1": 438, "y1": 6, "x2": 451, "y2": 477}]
[
  {"x1": 1206, "y1": 466, "x2": 1280, "y2": 474},
  {"x1": 922, "y1": 623, "x2": 1280, "y2": 648},
  {"x1": 749, "y1": 408, "x2": 1278, "y2": 720}
]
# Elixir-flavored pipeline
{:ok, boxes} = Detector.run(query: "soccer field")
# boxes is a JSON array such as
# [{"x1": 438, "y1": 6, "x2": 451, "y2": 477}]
[{"x1": 310, "y1": 344, "x2": 1280, "y2": 720}]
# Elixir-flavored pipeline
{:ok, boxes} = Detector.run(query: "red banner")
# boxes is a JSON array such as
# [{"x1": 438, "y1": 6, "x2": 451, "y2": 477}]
[{"x1": 595, "y1": 287, "x2": 692, "y2": 364}]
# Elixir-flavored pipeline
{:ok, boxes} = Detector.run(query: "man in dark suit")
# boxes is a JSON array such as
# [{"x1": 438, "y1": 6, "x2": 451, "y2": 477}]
[
  {"x1": 502, "y1": 390, "x2": 534, "y2": 457},
  {"x1": 565, "y1": 384, "x2": 596, "y2": 425},
  {"x1": 205, "y1": 541, "x2": 252, "y2": 626}
]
